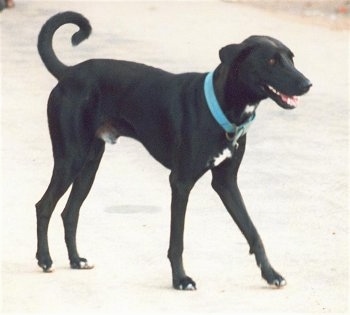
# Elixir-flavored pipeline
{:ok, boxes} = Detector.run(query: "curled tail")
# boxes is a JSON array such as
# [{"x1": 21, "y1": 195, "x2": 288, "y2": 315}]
[{"x1": 37, "y1": 11, "x2": 92, "y2": 80}]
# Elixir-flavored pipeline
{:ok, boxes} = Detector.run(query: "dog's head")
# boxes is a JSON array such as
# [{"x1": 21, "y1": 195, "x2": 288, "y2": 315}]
[{"x1": 219, "y1": 35, "x2": 312, "y2": 109}]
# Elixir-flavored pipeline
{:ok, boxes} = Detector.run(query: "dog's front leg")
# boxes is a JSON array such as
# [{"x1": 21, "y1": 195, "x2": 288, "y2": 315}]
[
  {"x1": 167, "y1": 172, "x2": 196, "y2": 290},
  {"x1": 211, "y1": 144, "x2": 286, "y2": 287}
]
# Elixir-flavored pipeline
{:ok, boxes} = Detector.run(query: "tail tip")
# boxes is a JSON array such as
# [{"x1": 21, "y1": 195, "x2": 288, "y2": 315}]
[{"x1": 71, "y1": 26, "x2": 92, "y2": 46}]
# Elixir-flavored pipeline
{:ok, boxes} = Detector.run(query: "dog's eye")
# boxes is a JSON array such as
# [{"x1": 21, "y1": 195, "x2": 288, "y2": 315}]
[{"x1": 268, "y1": 58, "x2": 276, "y2": 66}]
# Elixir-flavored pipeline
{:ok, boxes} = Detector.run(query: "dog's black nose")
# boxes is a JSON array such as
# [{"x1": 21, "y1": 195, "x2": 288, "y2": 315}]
[{"x1": 299, "y1": 79, "x2": 312, "y2": 94}]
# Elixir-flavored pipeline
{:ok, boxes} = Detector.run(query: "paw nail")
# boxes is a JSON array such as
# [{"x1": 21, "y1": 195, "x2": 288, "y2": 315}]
[
  {"x1": 280, "y1": 279, "x2": 287, "y2": 286},
  {"x1": 80, "y1": 261, "x2": 94, "y2": 269},
  {"x1": 186, "y1": 283, "x2": 196, "y2": 290}
]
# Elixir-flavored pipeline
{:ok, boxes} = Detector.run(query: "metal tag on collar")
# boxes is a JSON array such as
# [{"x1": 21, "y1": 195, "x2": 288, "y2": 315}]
[
  {"x1": 226, "y1": 113, "x2": 256, "y2": 148},
  {"x1": 226, "y1": 128, "x2": 244, "y2": 148}
]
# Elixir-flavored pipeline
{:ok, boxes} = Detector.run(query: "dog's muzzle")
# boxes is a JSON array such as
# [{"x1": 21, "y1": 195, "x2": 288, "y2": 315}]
[{"x1": 264, "y1": 79, "x2": 312, "y2": 110}]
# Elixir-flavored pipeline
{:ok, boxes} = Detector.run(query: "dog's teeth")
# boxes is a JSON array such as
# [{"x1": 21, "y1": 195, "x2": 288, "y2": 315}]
[{"x1": 268, "y1": 85, "x2": 279, "y2": 95}]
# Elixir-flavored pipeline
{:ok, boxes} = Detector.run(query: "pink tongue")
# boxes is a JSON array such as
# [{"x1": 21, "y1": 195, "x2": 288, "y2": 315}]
[{"x1": 281, "y1": 93, "x2": 299, "y2": 106}]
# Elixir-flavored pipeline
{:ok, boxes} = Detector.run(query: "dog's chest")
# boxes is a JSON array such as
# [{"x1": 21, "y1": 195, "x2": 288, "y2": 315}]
[{"x1": 209, "y1": 146, "x2": 234, "y2": 167}]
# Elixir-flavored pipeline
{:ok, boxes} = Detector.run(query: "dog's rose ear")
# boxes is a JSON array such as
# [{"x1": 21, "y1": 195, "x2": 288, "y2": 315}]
[
  {"x1": 219, "y1": 44, "x2": 254, "y2": 66},
  {"x1": 219, "y1": 44, "x2": 240, "y2": 64}
]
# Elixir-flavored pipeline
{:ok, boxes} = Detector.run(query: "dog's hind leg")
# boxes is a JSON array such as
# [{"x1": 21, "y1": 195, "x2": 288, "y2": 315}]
[
  {"x1": 61, "y1": 140, "x2": 105, "y2": 269},
  {"x1": 211, "y1": 140, "x2": 286, "y2": 287},
  {"x1": 36, "y1": 155, "x2": 86, "y2": 272}
]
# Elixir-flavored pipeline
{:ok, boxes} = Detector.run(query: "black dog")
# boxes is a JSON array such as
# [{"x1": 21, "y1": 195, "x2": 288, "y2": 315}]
[{"x1": 36, "y1": 11, "x2": 311, "y2": 290}]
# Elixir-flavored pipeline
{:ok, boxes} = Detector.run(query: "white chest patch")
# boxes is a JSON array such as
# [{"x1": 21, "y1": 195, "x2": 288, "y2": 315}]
[
  {"x1": 244, "y1": 105, "x2": 256, "y2": 115},
  {"x1": 212, "y1": 148, "x2": 232, "y2": 166}
]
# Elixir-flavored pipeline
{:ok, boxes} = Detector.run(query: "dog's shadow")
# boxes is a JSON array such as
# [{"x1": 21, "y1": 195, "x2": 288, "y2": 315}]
[{"x1": 104, "y1": 205, "x2": 162, "y2": 215}]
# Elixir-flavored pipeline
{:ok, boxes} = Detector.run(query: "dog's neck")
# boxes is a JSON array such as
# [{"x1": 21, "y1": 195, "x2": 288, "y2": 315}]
[{"x1": 213, "y1": 65, "x2": 260, "y2": 125}]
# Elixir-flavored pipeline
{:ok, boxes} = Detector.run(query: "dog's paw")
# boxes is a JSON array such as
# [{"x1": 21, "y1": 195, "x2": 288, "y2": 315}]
[
  {"x1": 174, "y1": 277, "x2": 197, "y2": 290},
  {"x1": 37, "y1": 254, "x2": 54, "y2": 272},
  {"x1": 70, "y1": 257, "x2": 94, "y2": 270},
  {"x1": 272, "y1": 277, "x2": 287, "y2": 287},
  {"x1": 38, "y1": 262, "x2": 55, "y2": 273},
  {"x1": 261, "y1": 267, "x2": 286, "y2": 288}
]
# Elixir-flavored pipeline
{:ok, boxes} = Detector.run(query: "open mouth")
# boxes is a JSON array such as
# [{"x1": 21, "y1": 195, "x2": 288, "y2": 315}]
[{"x1": 265, "y1": 85, "x2": 300, "y2": 109}]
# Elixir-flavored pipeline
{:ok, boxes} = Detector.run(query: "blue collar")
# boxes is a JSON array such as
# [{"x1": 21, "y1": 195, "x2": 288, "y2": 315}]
[{"x1": 204, "y1": 71, "x2": 256, "y2": 144}]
